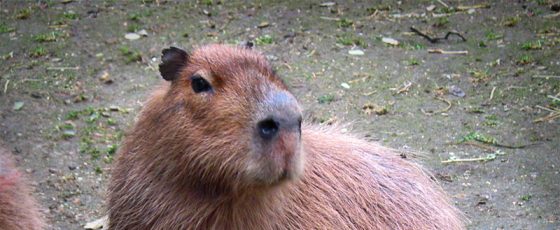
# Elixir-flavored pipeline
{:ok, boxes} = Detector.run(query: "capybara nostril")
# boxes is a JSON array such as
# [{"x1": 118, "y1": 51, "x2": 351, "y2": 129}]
[{"x1": 257, "y1": 118, "x2": 279, "y2": 140}]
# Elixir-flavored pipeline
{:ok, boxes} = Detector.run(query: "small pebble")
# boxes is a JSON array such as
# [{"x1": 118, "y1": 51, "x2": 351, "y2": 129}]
[
  {"x1": 124, "y1": 33, "x2": 141, "y2": 40},
  {"x1": 382, "y1": 37, "x2": 399, "y2": 46},
  {"x1": 449, "y1": 85, "x2": 466, "y2": 97},
  {"x1": 348, "y1": 49, "x2": 364, "y2": 56}
]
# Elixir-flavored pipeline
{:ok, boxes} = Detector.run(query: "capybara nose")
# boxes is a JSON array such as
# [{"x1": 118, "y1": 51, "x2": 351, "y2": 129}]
[{"x1": 256, "y1": 114, "x2": 302, "y2": 141}]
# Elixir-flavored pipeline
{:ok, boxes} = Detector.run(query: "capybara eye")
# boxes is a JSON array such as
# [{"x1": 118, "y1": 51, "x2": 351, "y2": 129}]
[
  {"x1": 191, "y1": 75, "x2": 212, "y2": 93},
  {"x1": 257, "y1": 118, "x2": 279, "y2": 140}
]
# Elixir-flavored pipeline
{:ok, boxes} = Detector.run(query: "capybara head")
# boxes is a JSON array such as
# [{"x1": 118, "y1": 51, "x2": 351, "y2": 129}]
[{"x1": 157, "y1": 44, "x2": 304, "y2": 191}]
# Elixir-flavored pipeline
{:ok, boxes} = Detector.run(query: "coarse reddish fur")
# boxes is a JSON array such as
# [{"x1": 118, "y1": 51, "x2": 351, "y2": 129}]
[
  {"x1": 0, "y1": 145, "x2": 45, "y2": 230},
  {"x1": 108, "y1": 44, "x2": 464, "y2": 229}
]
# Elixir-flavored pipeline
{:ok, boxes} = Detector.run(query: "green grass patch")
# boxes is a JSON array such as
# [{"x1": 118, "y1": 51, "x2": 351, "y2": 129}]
[
  {"x1": 336, "y1": 33, "x2": 366, "y2": 47},
  {"x1": 317, "y1": 94, "x2": 335, "y2": 104},
  {"x1": 503, "y1": 16, "x2": 521, "y2": 27},
  {"x1": 366, "y1": 4, "x2": 391, "y2": 14},
  {"x1": 520, "y1": 194, "x2": 532, "y2": 201},
  {"x1": 119, "y1": 46, "x2": 142, "y2": 63},
  {"x1": 434, "y1": 7, "x2": 457, "y2": 14},
  {"x1": 337, "y1": 18, "x2": 353, "y2": 28},
  {"x1": 399, "y1": 42, "x2": 425, "y2": 50},
  {"x1": 478, "y1": 41, "x2": 487, "y2": 48},
  {"x1": 520, "y1": 40, "x2": 543, "y2": 50},
  {"x1": 433, "y1": 16, "x2": 449, "y2": 27},
  {"x1": 0, "y1": 23, "x2": 15, "y2": 33},
  {"x1": 33, "y1": 31, "x2": 62, "y2": 42},
  {"x1": 30, "y1": 46, "x2": 47, "y2": 57},
  {"x1": 407, "y1": 58, "x2": 420, "y2": 66},
  {"x1": 516, "y1": 54, "x2": 534, "y2": 65},
  {"x1": 459, "y1": 131, "x2": 498, "y2": 145},
  {"x1": 64, "y1": 106, "x2": 127, "y2": 161},
  {"x1": 128, "y1": 9, "x2": 153, "y2": 21},
  {"x1": 485, "y1": 31, "x2": 503, "y2": 40},
  {"x1": 482, "y1": 114, "x2": 499, "y2": 127},
  {"x1": 469, "y1": 69, "x2": 492, "y2": 83},
  {"x1": 126, "y1": 23, "x2": 141, "y2": 32},
  {"x1": 255, "y1": 35, "x2": 273, "y2": 45},
  {"x1": 201, "y1": 0, "x2": 214, "y2": 6},
  {"x1": 15, "y1": 8, "x2": 31, "y2": 19},
  {"x1": 62, "y1": 10, "x2": 79, "y2": 20}
]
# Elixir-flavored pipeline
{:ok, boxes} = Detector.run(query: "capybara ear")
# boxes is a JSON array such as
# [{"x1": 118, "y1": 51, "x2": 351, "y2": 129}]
[{"x1": 159, "y1": 47, "x2": 188, "y2": 81}]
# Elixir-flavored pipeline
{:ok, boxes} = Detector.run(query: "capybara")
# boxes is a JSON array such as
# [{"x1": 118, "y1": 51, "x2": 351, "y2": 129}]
[
  {"x1": 108, "y1": 44, "x2": 464, "y2": 229},
  {"x1": 0, "y1": 145, "x2": 45, "y2": 230}
]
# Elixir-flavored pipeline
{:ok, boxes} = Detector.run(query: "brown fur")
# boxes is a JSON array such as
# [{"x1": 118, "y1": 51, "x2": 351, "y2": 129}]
[
  {"x1": 0, "y1": 145, "x2": 45, "y2": 230},
  {"x1": 108, "y1": 44, "x2": 464, "y2": 229}
]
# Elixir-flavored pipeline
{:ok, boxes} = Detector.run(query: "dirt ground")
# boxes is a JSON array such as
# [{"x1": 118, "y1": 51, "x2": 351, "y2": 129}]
[{"x1": 0, "y1": 0, "x2": 559, "y2": 229}]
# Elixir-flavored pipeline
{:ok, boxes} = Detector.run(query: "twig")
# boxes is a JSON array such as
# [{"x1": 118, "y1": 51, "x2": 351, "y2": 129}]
[
  {"x1": 48, "y1": 25, "x2": 68, "y2": 29},
  {"x1": 3, "y1": 80, "x2": 9, "y2": 94},
  {"x1": 282, "y1": 63, "x2": 292, "y2": 71},
  {"x1": 436, "y1": 0, "x2": 449, "y2": 8},
  {"x1": 421, "y1": 97, "x2": 452, "y2": 115},
  {"x1": 532, "y1": 75, "x2": 560, "y2": 79},
  {"x1": 441, "y1": 155, "x2": 495, "y2": 164},
  {"x1": 320, "y1": 16, "x2": 340, "y2": 21},
  {"x1": 548, "y1": 95, "x2": 560, "y2": 101},
  {"x1": 362, "y1": 91, "x2": 377, "y2": 96},
  {"x1": 428, "y1": 49, "x2": 468, "y2": 55},
  {"x1": 460, "y1": 141, "x2": 497, "y2": 152},
  {"x1": 488, "y1": 86, "x2": 496, "y2": 101},
  {"x1": 410, "y1": 27, "x2": 467, "y2": 43},
  {"x1": 534, "y1": 111, "x2": 560, "y2": 123},
  {"x1": 536, "y1": 105, "x2": 557, "y2": 113},
  {"x1": 543, "y1": 12, "x2": 560, "y2": 18},
  {"x1": 452, "y1": 139, "x2": 541, "y2": 149},
  {"x1": 492, "y1": 142, "x2": 540, "y2": 149},
  {"x1": 482, "y1": 86, "x2": 497, "y2": 105},
  {"x1": 394, "y1": 82, "x2": 413, "y2": 95},
  {"x1": 47, "y1": 66, "x2": 80, "y2": 71},
  {"x1": 348, "y1": 75, "x2": 371, "y2": 84},
  {"x1": 306, "y1": 49, "x2": 316, "y2": 57},
  {"x1": 456, "y1": 4, "x2": 491, "y2": 11}
]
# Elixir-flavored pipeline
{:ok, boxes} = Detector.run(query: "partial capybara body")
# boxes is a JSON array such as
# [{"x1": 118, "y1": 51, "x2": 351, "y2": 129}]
[
  {"x1": 0, "y1": 145, "x2": 45, "y2": 230},
  {"x1": 108, "y1": 44, "x2": 464, "y2": 229}
]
